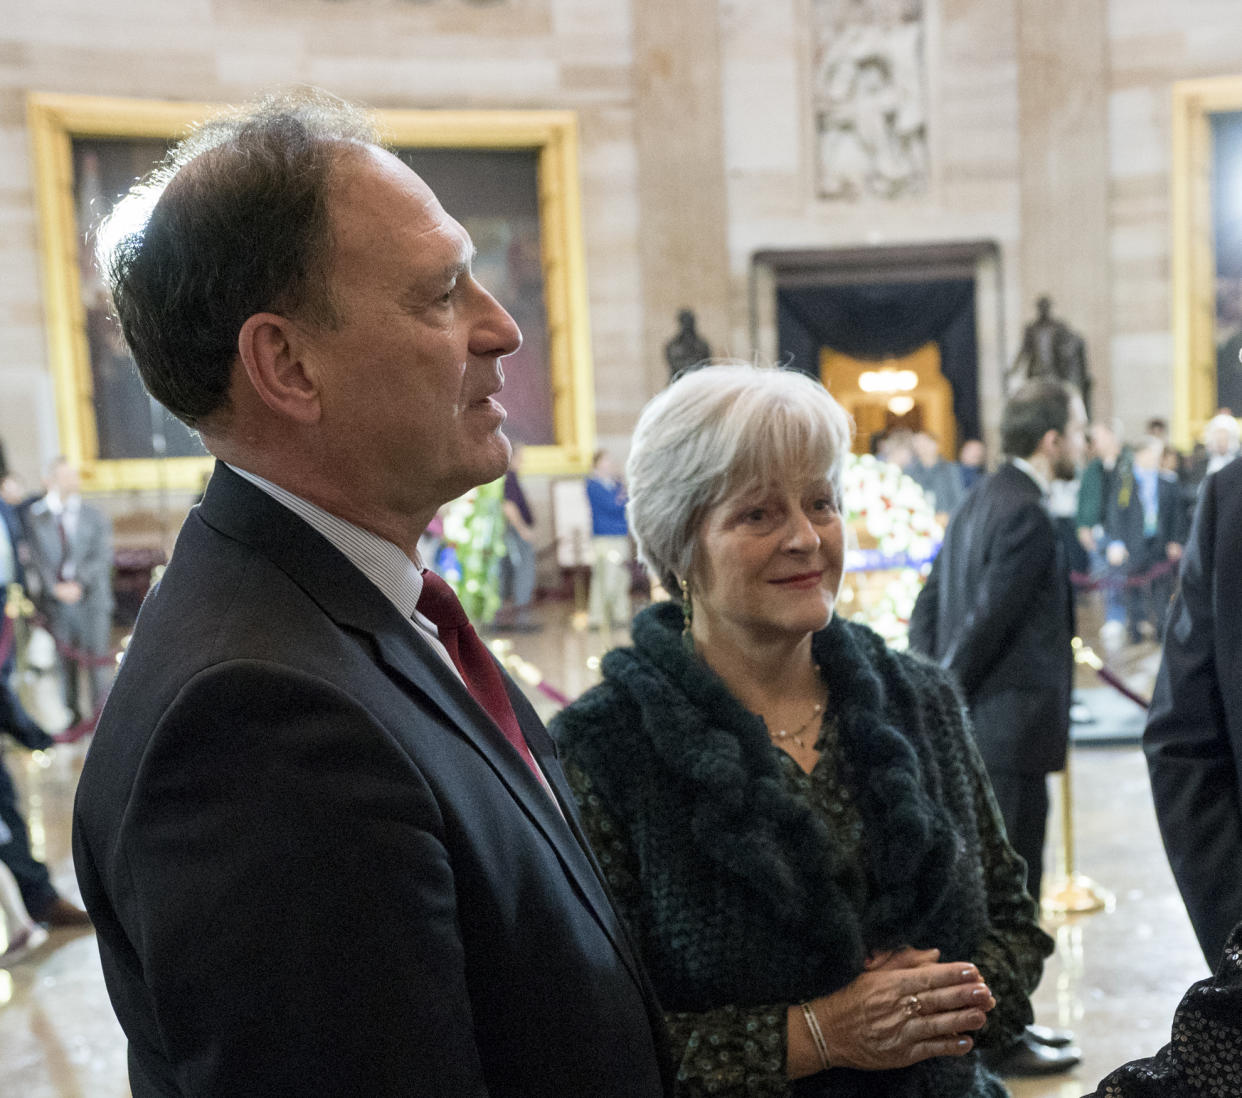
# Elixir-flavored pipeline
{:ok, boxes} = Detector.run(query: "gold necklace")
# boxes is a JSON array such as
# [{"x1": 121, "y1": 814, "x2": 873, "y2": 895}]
[{"x1": 771, "y1": 694, "x2": 827, "y2": 750}]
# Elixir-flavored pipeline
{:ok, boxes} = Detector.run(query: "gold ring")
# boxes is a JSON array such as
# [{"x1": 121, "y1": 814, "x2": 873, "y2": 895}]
[{"x1": 903, "y1": 994, "x2": 922, "y2": 1017}]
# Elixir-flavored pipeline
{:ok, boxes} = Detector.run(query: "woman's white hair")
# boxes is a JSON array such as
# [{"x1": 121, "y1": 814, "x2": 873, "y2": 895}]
[{"x1": 625, "y1": 362, "x2": 854, "y2": 596}]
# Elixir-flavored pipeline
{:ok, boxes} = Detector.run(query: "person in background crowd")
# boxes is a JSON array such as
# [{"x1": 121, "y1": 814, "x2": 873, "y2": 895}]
[
  {"x1": 556, "y1": 363, "x2": 1052, "y2": 1098},
  {"x1": 957, "y1": 438, "x2": 987, "y2": 492},
  {"x1": 909, "y1": 379, "x2": 1086, "y2": 1078},
  {"x1": 878, "y1": 428, "x2": 915, "y2": 469},
  {"x1": 1102, "y1": 436, "x2": 1185, "y2": 645},
  {"x1": 21, "y1": 458, "x2": 114, "y2": 721},
  {"x1": 584, "y1": 449, "x2": 631, "y2": 630},
  {"x1": 1143, "y1": 455, "x2": 1242, "y2": 968},
  {"x1": 0, "y1": 860, "x2": 49, "y2": 964},
  {"x1": 1076, "y1": 421, "x2": 1129, "y2": 650},
  {"x1": 1194, "y1": 412, "x2": 1240, "y2": 481},
  {"x1": 1047, "y1": 467, "x2": 1086, "y2": 580},
  {"x1": 1, "y1": 472, "x2": 40, "y2": 526},
  {"x1": 73, "y1": 90, "x2": 671, "y2": 1098},
  {"x1": 0, "y1": 483, "x2": 91, "y2": 933},
  {"x1": 1145, "y1": 416, "x2": 1169, "y2": 442},
  {"x1": 904, "y1": 431, "x2": 964, "y2": 521},
  {"x1": 1157, "y1": 442, "x2": 1198, "y2": 539},
  {"x1": 495, "y1": 440, "x2": 541, "y2": 632}
]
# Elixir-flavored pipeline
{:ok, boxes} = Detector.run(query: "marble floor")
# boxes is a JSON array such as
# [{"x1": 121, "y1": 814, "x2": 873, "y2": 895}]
[{"x1": 0, "y1": 598, "x2": 1209, "y2": 1097}]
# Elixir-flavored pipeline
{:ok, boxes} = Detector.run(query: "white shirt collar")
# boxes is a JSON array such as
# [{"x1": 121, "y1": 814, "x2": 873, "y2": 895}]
[
  {"x1": 1010, "y1": 456, "x2": 1050, "y2": 497},
  {"x1": 227, "y1": 465, "x2": 424, "y2": 620}
]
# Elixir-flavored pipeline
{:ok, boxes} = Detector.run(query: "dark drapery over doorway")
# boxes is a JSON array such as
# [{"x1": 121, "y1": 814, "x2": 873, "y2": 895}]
[{"x1": 777, "y1": 278, "x2": 980, "y2": 445}]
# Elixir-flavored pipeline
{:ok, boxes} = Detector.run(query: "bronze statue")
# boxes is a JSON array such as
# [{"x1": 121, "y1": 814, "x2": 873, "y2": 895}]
[
  {"x1": 1010, "y1": 296, "x2": 1092, "y2": 414},
  {"x1": 664, "y1": 309, "x2": 711, "y2": 380}
]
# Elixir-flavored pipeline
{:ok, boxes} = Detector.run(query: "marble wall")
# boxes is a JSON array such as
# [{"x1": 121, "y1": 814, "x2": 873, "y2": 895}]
[
  {"x1": 0, "y1": 0, "x2": 648, "y2": 491},
  {"x1": 0, "y1": 0, "x2": 1239, "y2": 502}
]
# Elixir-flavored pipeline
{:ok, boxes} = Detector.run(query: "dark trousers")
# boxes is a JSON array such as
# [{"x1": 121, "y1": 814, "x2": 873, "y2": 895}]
[
  {"x1": 0, "y1": 754, "x2": 56, "y2": 919},
  {"x1": 0, "y1": 649, "x2": 58, "y2": 919},
  {"x1": 985, "y1": 769, "x2": 1050, "y2": 904},
  {"x1": 47, "y1": 600, "x2": 113, "y2": 719},
  {"x1": 1125, "y1": 537, "x2": 1174, "y2": 642}
]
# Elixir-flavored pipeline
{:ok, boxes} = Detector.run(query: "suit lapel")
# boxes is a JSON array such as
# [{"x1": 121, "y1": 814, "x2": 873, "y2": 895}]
[
  {"x1": 28, "y1": 506, "x2": 61, "y2": 587},
  {"x1": 196, "y1": 463, "x2": 646, "y2": 987},
  {"x1": 372, "y1": 625, "x2": 647, "y2": 987}
]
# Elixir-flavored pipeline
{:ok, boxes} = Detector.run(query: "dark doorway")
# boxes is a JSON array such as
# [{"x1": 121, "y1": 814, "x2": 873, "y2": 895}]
[{"x1": 755, "y1": 241, "x2": 996, "y2": 449}]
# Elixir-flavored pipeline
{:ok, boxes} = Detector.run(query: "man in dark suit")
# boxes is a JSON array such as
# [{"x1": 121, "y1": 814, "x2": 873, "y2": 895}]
[
  {"x1": 909, "y1": 378, "x2": 1086, "y2": 1076},
  {"x1": 22, "y1": 458, "x2": 115, "y2": 720},
  {"x1": 1144, "y1": 455, "x2": 1242, "y2": 968},
  {"x1": 0, "y1": 494, "x2": 91, "y2": 929},
  {"x1": 73, "y1": 91, "x2": 671, "y2": 1097},
  {"x1": 1101, "y1": 435, "x2": 1186, "y2": 645}
]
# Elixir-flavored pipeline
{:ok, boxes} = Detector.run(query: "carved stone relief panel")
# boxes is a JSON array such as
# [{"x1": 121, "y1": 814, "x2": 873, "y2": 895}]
[{"x1": 810, "y1": 0, "x2": 928, "y2": 200}]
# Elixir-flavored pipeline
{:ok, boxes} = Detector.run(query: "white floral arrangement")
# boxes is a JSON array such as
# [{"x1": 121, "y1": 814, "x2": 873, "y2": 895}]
[{"x1": 839, "y1": 453, "x2": 944, "y2": 649}]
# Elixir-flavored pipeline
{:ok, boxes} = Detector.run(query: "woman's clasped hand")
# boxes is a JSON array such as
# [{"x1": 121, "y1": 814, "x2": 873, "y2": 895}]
[{"x1": 810, "y1": 948, "x2": 996, "y2": 1072}]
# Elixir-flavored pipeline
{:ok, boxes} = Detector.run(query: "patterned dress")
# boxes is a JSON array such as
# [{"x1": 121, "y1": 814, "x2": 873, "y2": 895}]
[
  {"x1": 1090, "y1": 923, "x2": 1242, "y2": 1098},
  {"x1": 556, "y1": 601, "x2": 1053, "y2": 1098}
]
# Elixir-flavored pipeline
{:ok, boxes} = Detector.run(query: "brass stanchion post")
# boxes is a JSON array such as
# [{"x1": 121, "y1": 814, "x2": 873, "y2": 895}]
[{"x1": 1041, "y1": 638, "x2": 1115, "y2": 916}]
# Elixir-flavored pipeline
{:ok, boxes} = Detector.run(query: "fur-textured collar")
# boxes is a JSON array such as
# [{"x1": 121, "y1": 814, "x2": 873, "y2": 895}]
[{"x1": 588, "y1": 601, "x2": 966, "y2": 965}]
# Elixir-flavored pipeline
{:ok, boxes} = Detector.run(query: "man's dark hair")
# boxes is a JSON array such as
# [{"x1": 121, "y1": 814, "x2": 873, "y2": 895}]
[
  {"x1": 97, "y1": 89, "x2": 379, "y2": 427},
  {"x1": 1000, "y1": 378, "x2": 1075, "y2": 459}
]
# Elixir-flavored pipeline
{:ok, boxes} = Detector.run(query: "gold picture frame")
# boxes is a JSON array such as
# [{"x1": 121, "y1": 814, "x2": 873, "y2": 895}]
[
  {"x1": 27, "y1": 92, "x2": 595, "y2": 492},
  {"x1": 1171, "y1": 75, "x2": 1242, "y2": 446}
]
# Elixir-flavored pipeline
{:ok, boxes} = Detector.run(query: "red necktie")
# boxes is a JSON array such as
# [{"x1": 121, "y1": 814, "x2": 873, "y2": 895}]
[
  {"x1": 416, "y1": 571, "x2": 540, "y2": 778},
  {"x1": 56, "y1": 515, "x2": 70, "y2": 581}
]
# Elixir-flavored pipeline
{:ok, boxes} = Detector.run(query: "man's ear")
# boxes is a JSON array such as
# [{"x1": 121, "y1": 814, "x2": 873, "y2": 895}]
[
  {"x1": 237, "y1": 313, "x2": 322, "y2": 425},
  {"x1": 1037, "y1": 427, "x2": 1061, "y2": 459}
]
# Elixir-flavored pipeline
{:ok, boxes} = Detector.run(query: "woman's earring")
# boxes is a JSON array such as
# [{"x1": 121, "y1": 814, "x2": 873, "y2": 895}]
[{"x1": 680, "y1": 578, "x2": 693, "y2": 637}]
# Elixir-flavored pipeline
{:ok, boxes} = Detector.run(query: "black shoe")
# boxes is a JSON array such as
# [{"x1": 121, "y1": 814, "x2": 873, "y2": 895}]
[
  {"x1": 32, "y1": 896, "x2": 93, "y2": 928},
  {"x1": 982, "y1": 1032, "x2": 1081, "y2": 1077},
  {"x1": 1025, "y1": 1024, "x2": 1075, "y2": 1048}
]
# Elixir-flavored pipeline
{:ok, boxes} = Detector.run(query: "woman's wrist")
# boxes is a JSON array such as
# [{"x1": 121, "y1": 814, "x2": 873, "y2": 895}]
[
  {"x1": 801, "y1": 1001, "x2": 832, "y2": 1072},
  {"x1": 785, "y1": 1000, "x2": 833, "y2": 1080}
]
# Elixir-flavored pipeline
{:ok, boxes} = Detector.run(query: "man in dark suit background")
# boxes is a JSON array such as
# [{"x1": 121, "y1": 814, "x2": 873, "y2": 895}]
[
  {"x1": 73, "y1": 90, "x2": 671, "y2": 1097},
  {"x1": 0, "y1": 493, "x2": 91, "y2": 929},
  {"x1": 22, "y1": 458, "x2": 114, "y2": 720},
  {"x1": 1144, "y1": 454, "x2": 1242, "y2": 968},
  {"x1": 909, "y1": 377, "x2": 1086, "y2": 1076},
  {"x1": 1100, "y1": 435, "x2": 1186, "y2": 645}
]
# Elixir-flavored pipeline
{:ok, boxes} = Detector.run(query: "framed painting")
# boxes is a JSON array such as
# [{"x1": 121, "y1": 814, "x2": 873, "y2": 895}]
[
  {"x1": 27, "y1": 92, "x2": 595, "y2": 492},
  {"x1": 1171, "y1": 75, "x2": 1242, "y2": 444}
]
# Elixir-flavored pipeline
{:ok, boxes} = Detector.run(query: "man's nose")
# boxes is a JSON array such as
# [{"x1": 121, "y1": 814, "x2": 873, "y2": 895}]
[{"x1": 471, "y1": 288, "x2": 522, "y2": 358}]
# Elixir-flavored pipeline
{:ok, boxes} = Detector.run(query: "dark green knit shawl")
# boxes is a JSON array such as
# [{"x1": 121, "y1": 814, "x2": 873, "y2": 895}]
[{"x1": 554, "y1": 601, "x2": 1003, "y2": 1098}]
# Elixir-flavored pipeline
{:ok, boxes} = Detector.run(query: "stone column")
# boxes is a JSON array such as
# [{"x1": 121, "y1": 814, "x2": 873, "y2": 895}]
[
  {"x1": 1016, "y1": 0, "x2": 1112, "y2": 418},
  {"x1": 631, "y1": 0, "x2": 732, "y2": 400}
]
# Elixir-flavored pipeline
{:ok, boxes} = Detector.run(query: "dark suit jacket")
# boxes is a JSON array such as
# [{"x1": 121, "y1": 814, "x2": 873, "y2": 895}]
[
  {"x1": 73, "y1": 464, "x2": 671, "y2": 1098},
  {"x1": 1102, "y1": 466, "x2": 1187, "y2": 567},
  {"x1": 1144, "y1": 457, "x2": 1242, "y2": 967},
  {"x1": 908, "y1": 462, "x2": 1073, "y2": 776}
]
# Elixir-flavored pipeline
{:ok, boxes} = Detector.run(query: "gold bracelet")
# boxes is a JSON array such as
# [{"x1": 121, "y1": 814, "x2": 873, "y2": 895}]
[{"x1": 800, "y1": 1001, "x2": 831, "y2": 1073}]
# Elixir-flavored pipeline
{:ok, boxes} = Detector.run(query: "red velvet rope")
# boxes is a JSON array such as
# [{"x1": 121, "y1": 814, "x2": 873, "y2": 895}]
[
  {"x1": 1070, "y1": 558, "x2": 1176, "y2": 592},
  {"x1": 1092, "y1": 663, "x2": 1152, "y2": 710},
  {"x1": 29, "y1": 612, "x2": 120, "y2": 668},
  {"x1": 0, "y1": 613, "x2": 14, "y2": 668}
]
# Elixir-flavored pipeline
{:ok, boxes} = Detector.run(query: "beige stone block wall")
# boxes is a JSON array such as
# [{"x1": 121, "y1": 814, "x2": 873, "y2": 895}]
[
  {"x1": 0, "y1": 0, "x2": 647, "y2": 487},
  {"x1": 1106, "y1": 0, "x2": 1242, "y2": 441},
  {"x1": 3, "y1": 0, "x2": 1240, "y2": 487},
  {"x1": 719, "y1": 0, "x2": 1025, "y2": 449}
]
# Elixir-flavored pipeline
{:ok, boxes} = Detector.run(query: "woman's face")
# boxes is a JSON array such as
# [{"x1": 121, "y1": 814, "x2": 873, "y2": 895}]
[{"x1": 691, "y1": 476, "x2": 844, "y2": 646}]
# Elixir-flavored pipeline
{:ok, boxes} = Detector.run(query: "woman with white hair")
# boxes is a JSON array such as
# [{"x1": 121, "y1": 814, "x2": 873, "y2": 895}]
[{"x1": 552, "y1": 364, "x2": 1050, "y2": 1097}]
